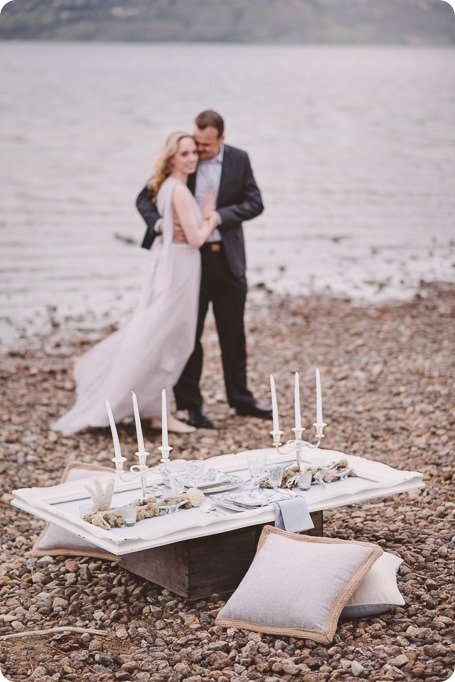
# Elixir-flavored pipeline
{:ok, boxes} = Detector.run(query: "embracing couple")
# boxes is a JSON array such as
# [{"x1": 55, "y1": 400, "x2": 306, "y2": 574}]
[{"x1": 53, "y1": 110, "x2": 271, "y2": 436}]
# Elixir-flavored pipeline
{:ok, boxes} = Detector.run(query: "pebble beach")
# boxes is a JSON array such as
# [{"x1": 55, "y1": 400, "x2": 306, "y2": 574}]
[{"x1": 0, "y1": 282, "x2": 453, "y2": 681}]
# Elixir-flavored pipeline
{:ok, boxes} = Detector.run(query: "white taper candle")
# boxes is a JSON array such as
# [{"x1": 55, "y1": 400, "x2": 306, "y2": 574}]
[
  {"x1": 270, "y1": 374, "x2": 280, "y2": 433},
  {"x1": 294, "y1": 372, "x2": 302, "y2": 430},
  {"x1": 316, "y1": 368, "x2": 323, "y2": 425},
  {"x1": 105, "y1": 400, "x2": 123, "y2": 464},
  {"x1": 131, "y1": 391, "x2": 145, "y2": 453},
  {"x1": 161, "y1": 389, "x2": 169, "y2": 449}
]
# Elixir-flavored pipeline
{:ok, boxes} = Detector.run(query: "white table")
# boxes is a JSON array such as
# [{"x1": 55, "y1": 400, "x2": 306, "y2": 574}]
[{"x1": 12, "y1": 447, "x2": 424, "y2": 597}]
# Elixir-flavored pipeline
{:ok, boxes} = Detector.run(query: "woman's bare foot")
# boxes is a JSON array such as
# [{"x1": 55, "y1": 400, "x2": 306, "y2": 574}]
[{"x1": 151, "y1": 415, "x2": 196, "y2": 434}]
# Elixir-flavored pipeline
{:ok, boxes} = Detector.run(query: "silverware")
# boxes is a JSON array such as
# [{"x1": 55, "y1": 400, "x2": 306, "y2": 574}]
[
  {"x1": 198, "y1": 497, "x2": 229, "y2": 517},
  {"x1": 222, "y1": 499, "x2": 264, "y2": 509},
  {"x1": 158, "y1": 500, "x2": 187, "y2": 513}
]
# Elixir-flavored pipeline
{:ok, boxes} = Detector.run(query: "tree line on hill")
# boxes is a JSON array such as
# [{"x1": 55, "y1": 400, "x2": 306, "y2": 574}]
[{"x1": 0, "y1": 0, "x2": 454, "y2": 43}]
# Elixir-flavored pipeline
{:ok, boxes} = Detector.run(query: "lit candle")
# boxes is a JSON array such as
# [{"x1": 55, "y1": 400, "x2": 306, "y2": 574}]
[
  {"x1": 294, "y1": 372, "x2": 302, "y2": 430},
  {"x1": 316, "y1": 368, "x2": 323, "y2": 425},
  {"x1": 131, "y1": 391, "x2": 145, "y2": 453},
  {"x1": 105, "y1": 400, "x2": 123, "y2": 465},
  {"x1": 270, "y1": 374, "x2": 280, "y2": 433},
  {"x1": 161, "y1": 389, "x2": 169, "y2": 449}
]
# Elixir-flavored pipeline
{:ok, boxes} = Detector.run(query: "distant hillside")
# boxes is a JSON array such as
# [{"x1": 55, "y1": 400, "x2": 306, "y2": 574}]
[{"x1": 1, "y1": 0, "x2": 454, "y2": 43}]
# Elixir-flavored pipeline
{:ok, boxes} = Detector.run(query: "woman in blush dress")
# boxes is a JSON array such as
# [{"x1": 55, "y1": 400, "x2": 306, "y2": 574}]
[{"x1": 52, "y1": 131, "x2": 216, "y2": 435}]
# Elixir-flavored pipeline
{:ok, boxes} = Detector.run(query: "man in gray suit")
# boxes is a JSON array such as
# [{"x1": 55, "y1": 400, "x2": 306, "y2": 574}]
[{"x1": 136, "y1": 110, "x2": 271, "y2": 428}]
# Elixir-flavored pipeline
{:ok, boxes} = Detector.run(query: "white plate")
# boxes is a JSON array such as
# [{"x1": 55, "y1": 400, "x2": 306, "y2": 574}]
[
  {"x1": 212, "y1": 488, "x2": 293, "y2": 510},
  {"x1": 185, "y1": 469, "x2": 244, "y2": 494}
]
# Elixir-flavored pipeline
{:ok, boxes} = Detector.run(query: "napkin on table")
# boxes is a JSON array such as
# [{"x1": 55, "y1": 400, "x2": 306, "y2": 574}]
[{"x1": 273, "y1": 497, "x2": 314, "y2": 533}]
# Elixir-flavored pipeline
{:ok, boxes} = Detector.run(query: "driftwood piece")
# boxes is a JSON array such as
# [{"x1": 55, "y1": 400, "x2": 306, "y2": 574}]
[{"x1": 0, "y1": 626, "x2": 108, "y2": 641}]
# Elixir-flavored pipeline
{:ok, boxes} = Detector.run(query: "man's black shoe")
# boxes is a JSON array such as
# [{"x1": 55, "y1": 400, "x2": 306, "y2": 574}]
[
  {"x1": 187, "y1": 407, "x2": 215, "y2": 429},
  {"x1": 235, "y1": 401, "x2": 273, "y2": 419}
]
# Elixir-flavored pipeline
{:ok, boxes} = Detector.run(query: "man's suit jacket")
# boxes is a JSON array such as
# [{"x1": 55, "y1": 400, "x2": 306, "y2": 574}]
[{"x1": 136, "y1": 144, "x2": 264, "y2": 279}]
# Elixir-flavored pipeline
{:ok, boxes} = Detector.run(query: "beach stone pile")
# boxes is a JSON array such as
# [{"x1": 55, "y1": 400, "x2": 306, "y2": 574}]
[{"x1": 0, "y1": 282, "x2": 453, "y2": 681}]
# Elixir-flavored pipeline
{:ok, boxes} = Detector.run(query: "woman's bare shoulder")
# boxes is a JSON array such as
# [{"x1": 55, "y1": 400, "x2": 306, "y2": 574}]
[{"x1": 172, "y1": 182, "x2": 193, "y2": 203}]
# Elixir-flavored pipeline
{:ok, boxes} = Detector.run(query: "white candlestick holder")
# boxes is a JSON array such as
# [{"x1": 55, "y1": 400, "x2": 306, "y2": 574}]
[
  {"x1": 112, "y1": 443, "x2": 173, "y2": 502},
  {"x1": 270, "y1": 430, "x2": 284, "y2": 447},
  {"x1": 158, "y1": 445, "x2": 173, "y2": 465},
  {"x1": 271, "y1": 421, "x2": 327, "y2": 470},
  {"x1": 111, "y1": 455, "x2": 127, "y2": 473}
]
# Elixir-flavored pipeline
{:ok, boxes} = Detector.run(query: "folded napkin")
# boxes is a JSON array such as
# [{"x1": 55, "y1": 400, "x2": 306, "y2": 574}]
[{"x1": 273, "y1": 497, "x2": 315, "y2": 533}]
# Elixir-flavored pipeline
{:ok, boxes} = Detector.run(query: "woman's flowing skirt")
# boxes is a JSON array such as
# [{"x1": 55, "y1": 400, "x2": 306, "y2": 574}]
[{"x1": 52, "y1": 242, "x2": 201, "y2": 435}]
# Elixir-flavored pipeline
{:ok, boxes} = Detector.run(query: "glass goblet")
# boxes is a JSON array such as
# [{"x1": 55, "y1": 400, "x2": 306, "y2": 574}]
[
  {"x1": 168, "y1": 470, "x2": 186, "y2": 495},
  {"x1": 186, "y1": 460, "x2": 205, "y2": 488},
  {"x1": 247, "y1": 453, "x2": 267, "y2": 488},
  {"x1": 267, "y1": 465, "x2": 284, "y2": 491},
  {"x1": 297, "y1": 471, "x2": 312, "y2": 490}
]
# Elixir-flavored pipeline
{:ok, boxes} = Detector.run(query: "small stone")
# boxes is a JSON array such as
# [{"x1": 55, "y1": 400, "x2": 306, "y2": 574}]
[
  {"x1": 434, "y1": 616, "x2": 452, "y2": 626},
  {"x1": 351, "y1": 661, "x2": 365, "y2": 676},
  {"x1": 412, "y1": 667, "x2": 426, "y2": 678},
  {"x1": 184, "y1": 614, "x2": 200, "y2": 626},
  {"x1": 88, "y1": 640, "x2": 102, "y2": 652},
  {"x1": 65, "y1": 560, "x2": 78, "y2": 572},
  {"x1": 115, "y1": 626, "x2": 129, "y2": 640},
  {"x1": 52, "y1": 597, "x2": 68, "y2": 609},
  {"x1": 436, "y1": 616, "x2": 453, "y2": 625},
  {"x1": 174, "y1": 663, "x2": 191, "y2": 676},
  {"x1": 282, "y1": 662, "x2": 301, "y2": 675},
  {"x1": 390, "y1": 655, "x2": 408, "y2": 667},
  {"x1": 327, "y1": 646, "x2": 340, "y2": 656},
  {"x1": 248, "y1": 631, "x2": 262, "y2": 642},
  {"x1": 37, "y1": 556, "x2": 54, "y2": 565}
]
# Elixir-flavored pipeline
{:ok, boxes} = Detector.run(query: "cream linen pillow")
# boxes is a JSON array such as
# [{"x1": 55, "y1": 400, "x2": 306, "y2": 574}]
[
  {"x1": 31, "y1": 461, "x2": 117, "y2": 562},
  {"x1": 216, "y1": 525, "x2": 382, "y2": 643},
  {"x1": 341, "y1": 551, "x2": 404, "y2": 619}
]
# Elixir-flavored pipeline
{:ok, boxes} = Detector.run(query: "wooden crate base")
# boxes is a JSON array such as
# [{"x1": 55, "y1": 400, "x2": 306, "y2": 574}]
[{"x1": 119, "y1": 511, "x2": 323, "y2": 599}]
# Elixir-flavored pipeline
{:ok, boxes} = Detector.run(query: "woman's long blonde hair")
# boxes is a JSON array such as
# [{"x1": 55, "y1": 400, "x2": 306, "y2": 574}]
[{"x1": 147, "y1": 130, "x2": 194, "y2": 200}]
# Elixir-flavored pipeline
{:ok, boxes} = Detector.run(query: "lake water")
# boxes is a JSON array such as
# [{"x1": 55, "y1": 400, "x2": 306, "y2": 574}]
[{"x1": 1, "y1": 42, "x2": 454, "y2": 348}]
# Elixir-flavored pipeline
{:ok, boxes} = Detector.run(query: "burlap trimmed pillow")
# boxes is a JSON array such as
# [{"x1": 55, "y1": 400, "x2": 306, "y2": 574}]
[
  {"x1": 216, "y1": 525, "x2": 382, "y2": 643},
  {"x1": 341, "y1": 551, "x2": 404, "y2": 619},
  {"x1": 31, "y1": 461, "x2": 117, "y2": 562}
]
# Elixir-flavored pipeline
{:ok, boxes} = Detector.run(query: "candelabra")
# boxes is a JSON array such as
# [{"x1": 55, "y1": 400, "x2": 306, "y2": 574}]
[
  {"x1": 269, "y1": 369, "x2": 327, "y2": 471},
  {"x1": 111, "y1": 444, "x2": 173, "y2": 502},
  {"x1": 270, "y1": 422, "x2": 327, "y2": 471},
  {"x1": 106, "y1": 391, "x2": 173, "y2": 502}
]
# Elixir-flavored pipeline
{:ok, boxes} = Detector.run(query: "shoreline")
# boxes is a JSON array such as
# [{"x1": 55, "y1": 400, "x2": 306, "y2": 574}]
[
  {"x1": 1, "y1": 277, "x2": 453, "y2": 356},
  {"x1": 0, "y1": 282, "x2": 453, "y2": 681}
]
